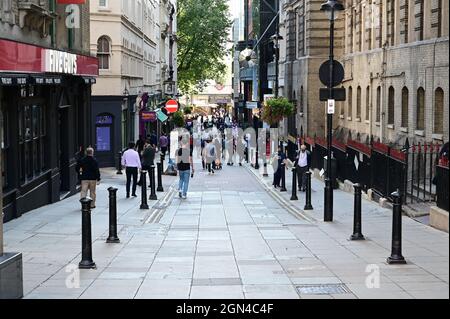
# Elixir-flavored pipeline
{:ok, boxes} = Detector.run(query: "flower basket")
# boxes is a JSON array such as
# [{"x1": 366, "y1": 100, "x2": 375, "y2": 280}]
[{"x1": 261, "y1": 97, "x2": 295, "y2": 126}]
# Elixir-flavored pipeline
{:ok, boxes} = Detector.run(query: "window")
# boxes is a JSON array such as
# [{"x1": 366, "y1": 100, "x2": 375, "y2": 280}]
[
  {"x1": 401, "y1": 87, "x2": 409, "y2": 127},
  {"x1": 348, "y1": 86, "x2": 353, "y2": 119},
  {"x1": 299, "y1": 86, "x2": 304, "y2": 113},
  {"x1": 376, "y1": 86, "x2": 381, "y2": 122},
  {"x1": 365, "y1": 1, "x2": 373, "y2": 50},
  {"x1": 415, "y1": 0, "x2": 424, "y2": 41},
  {"x1": 366, "y1": 86, "x2": 371, "y2": 121},
  {"x1": 356, "y1": 86, "x2": 362, "y2": 119},
  {"x1": 97, "y1": 36, "x2": 111, "y2": 70},
  {"x1": 347, "y1": 3, "x2": 354, "y2": 53},
  {"x1": 431, "y1": 0, "x2": 443, "y2": 38},
  {"x1": 376, "y1": 0, "x2": 383, "y2": 48},
  {"x1": 416, "y1": 87, "x2": 425, "y2": 130},
  {"x1": 400, "y1": 0, "x2": 409, "y2": 43},
  {"x1": 387, "y1": 0, "x2": 395, "y2": 45},
  {"x1": 387, "y1": 87, "x2": 395, "y2": 125},
  {"x1": 99, "y1": 0, "x2": 107, "y2": 8},
  {"x1": 434, "y1": 88, "x2": 444, "y2": 134},
  {"x1": 297, "y1": 4, "x2": 306, "y2": 57}
]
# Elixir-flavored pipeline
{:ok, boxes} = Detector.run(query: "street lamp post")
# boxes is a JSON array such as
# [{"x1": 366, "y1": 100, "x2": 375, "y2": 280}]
[{"x1": 321, "y1": 0, "x2": 344, "y2": 222}]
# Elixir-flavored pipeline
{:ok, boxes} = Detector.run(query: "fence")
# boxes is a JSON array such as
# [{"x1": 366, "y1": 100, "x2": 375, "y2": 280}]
[
  {"x1": 436, "y1": 165, "x2": 449, "y2": 212},
  {"x1": 304, "y1": 135, "x2": 446, "y2": 205}
]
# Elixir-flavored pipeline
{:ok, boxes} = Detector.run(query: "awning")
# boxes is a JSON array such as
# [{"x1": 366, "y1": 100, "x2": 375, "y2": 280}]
[
  {"x1": 0, "y1": 73, "x2": 30, "y2": 86},
  {"x1": 30, "y1": 75, "x2": 62, "y2": 85}
]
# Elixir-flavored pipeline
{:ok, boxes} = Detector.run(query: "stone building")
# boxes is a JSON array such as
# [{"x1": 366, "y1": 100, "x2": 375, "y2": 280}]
[
  {"x1": 282, "y1": 0, "x2": 449, "y2": 147},
  {"x1": 90, "y1": 0, "x2": 177, "y2": 166},
  {"x1": 1, "y1": 0, "x2": 98, "y2": 223}
]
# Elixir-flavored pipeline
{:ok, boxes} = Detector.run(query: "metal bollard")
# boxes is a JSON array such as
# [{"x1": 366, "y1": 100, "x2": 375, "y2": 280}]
[
  {"x1": 280, "y1": 164, "x2": 287, "y2": 192},
  {"x1": 304, "y1": 171, "x2": 313, "y2": 210},
  {"x1": 157, "y1": 162, "x2": 164, "y2": 192},
  {"x1": 149, "y1": 165, "x2": 158, "y2": 200},
  {"x1": 387, "y1": 190, "x2": 407, "y2": 264},
  {"x1": 116, "y1": 151, "x2": 123, "y2": 175},
  {"x1": 291, "y1": 167, "x2": 298, "y2": 200},
  {"x1": 79, "y1": 197, "x2": 96, "y2": 269},
  {"x1": 255, "y1": 148, "x2": 260, "y2": 169},
  {"x1": 263, "y1": 162, "x2": 269, "y2": 177},
  {"x1": 350, "y1": 183, "x2": 364, "y2": 240},
  {"x1": 140, "y1": 171, "x2": 149, "y2": 209},
  {"x1": 245, "y1": 146, "x2": 249, "y2": 163},
  {"x1": 106, "y1": 187, "x2": 120, "y2": 243}
]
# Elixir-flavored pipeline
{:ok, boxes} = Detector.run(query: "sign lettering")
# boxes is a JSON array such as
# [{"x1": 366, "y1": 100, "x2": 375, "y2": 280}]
[{"x1": 45, "y1": 49, "x2": 78, "y2": 74}]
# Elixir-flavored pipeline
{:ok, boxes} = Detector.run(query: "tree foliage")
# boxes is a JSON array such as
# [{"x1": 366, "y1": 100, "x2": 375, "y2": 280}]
[
  {"x1": 171, "y1": 111, "x2": 186, "y2": 128},
  {"x1": 177, "y1": 0, "x2": 232, "y2": 94},
  {"x1": 261, "y1": 98, "x2": 295, "y2": 126}
]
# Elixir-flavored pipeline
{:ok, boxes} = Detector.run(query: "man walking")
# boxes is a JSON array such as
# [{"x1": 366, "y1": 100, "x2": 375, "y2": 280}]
[
  {"x1": 204, "y1": 139, "x2": 217, "y2": 175},
  {"x1": 159, "y1": 133, "x2": 169, "y2": 158},
  {"x1": 139, "y1": 140, "x2": 155, "y2": 187},
  {"x1": 76, "y1": 147, "x2": 101, "y2": 209},
  {"x1": 121, "y1": 142, "x2": 141, "y2": 198},
  {"x1": 295, "y1": 144, "x2": 311, "y2": 191},
  {"x1": 176, "y1": 137, "x2": 194, "y2": 199}
]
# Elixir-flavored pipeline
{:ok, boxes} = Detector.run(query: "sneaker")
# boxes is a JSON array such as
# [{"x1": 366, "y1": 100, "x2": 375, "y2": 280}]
[
  {"x1": 179, "y1": 192, "x2": 182, "y2": 198},
  {"x1": 132, "y1": 194, "x2": 137, "y2": 197},
  {"x1": 182, "y1": 194, "x2": 187, "y2": 199}
]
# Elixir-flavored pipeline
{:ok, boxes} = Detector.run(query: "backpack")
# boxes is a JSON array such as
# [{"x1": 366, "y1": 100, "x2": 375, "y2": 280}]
[{"x1": 209, "y1": 146, "x2": 215, "y2": 157}]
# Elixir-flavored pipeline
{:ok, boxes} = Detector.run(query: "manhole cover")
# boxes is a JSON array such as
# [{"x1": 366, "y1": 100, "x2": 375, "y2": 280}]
[{"x1": 296, "y1": 284, "x2": 350, "y2": 295}]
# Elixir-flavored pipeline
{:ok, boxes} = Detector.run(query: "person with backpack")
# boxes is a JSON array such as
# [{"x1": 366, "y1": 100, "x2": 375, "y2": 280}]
[{"x1": 203, "y1": 139, "x2": 217, "y2": 175}]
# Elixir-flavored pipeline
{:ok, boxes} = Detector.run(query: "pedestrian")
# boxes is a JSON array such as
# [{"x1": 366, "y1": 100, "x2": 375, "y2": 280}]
[
  {"x1": 121, "y1": 142, "x2": 142, "y2": 198},
  {"x1": 203, "y1": 139, "x2": 217, "y2": 175},
  {"x1": 138, "y1": 140, "x2": 156, "y2": 187},
  {"x1": 159, "y1": 132, "x2": 169, "y2": 158},
  {"x1": 273, "y1": 145, "x2": 287, "y2": 188},
  {"x1": 75, "y1": 147, "x2": 101, "y2": 209},
  {"x1": 295, "y1": 144, "x2": 311, "y2": 191},
  {"x1": 136, "y1": 135, "x2": 146, "y2": 155},
  {"x1": 176, "y1": 136, "x2": 194, "y2": 199},
  {"x1": 150, "y1": 131, "x2": 158, "y2": 147}
]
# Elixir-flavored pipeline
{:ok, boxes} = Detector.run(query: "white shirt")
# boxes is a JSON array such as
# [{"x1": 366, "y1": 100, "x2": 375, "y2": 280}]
[{"x1": 298, "y1": 151, "x2": 308, "y2": 168}]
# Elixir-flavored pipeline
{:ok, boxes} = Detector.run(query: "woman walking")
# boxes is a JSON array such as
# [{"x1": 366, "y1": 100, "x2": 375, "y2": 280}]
[{"x1": 176, "y1": 137, "x2": 194, "y2": 199}]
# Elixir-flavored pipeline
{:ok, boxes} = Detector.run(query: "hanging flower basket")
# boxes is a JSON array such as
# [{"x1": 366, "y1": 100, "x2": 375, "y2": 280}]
[
  {"x1": 261, "y1": 97, "x2": 295, "y2": 126},
  {"x1": 171, "y1": 111, "x2": 186, "y2": 128}
]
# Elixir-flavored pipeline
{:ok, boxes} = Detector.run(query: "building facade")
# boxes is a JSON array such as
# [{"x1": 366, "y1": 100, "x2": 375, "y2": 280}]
[
  {"x1": 281, "y1": 0, "x2": 448, "y2": 147},
  {"x1": 1, "y1": 0, "x2": 98, "y2": 222},
  {"x1": 90, "y1": 0, "x2": 177, "y2": 166}
]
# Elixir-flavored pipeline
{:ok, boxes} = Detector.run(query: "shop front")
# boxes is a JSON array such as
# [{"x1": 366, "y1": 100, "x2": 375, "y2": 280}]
[{"x1": 0, "y1": 39, "x2": 98, "y2": 222}]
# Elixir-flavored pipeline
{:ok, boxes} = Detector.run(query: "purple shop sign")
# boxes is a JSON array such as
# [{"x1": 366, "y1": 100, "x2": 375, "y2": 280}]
[{"x1": 141, "y1": 111, "x2": 157, "y2": 122}]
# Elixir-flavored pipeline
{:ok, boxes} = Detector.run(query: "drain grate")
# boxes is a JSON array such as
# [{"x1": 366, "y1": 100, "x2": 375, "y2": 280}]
[{"x1": 296, "y1": 284, "x2": 350, "y2": 295}]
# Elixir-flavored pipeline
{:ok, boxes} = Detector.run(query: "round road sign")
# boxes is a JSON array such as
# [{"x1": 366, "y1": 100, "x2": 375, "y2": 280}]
[
  {"x1": 319, "y1": 60, "x2": 345, "y2": 87},
  {"x1": 165, "y1": 99, "x2": 178, "y2": 113}
]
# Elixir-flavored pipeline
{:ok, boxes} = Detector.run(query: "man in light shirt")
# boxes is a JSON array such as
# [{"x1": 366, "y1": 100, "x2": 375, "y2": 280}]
[{"x1": 121, "y1": 142, "x2": 142, "y2": 198}]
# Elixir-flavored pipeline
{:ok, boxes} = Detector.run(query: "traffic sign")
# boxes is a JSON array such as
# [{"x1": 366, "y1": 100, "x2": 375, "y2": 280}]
[
  {"x1": 327, "y1": 99, "x2": 335, "y2": 114},
  {"x1": 319, "y1": 60, "x2": 345, "y2": 87},
  {"x1": 319, "y1": 87, "x2": 346, "y2": 101},
  {"x1": 165, "y1": 99, "x2": 178, "y2": 113}
]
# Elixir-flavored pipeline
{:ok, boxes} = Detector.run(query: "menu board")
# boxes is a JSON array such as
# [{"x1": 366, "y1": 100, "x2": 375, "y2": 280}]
[{"x1": 96, "y1": 126, "x2": 111, "y2": 151}]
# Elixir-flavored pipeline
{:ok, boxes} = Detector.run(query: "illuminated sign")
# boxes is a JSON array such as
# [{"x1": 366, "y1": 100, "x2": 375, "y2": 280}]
[{"x1": 44, "y1": 50, "x2": 78, "y2": 74}]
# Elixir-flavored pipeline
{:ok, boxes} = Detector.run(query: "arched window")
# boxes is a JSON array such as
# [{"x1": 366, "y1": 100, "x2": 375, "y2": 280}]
[
  {"x1": 388, "y1": 86, "x2": 395, "y2": 125},
  {"x1": 97, "y1": 36, "x2": 111, "y2": 70},
  {"x1": 356, "y1": 86, "x2": 362, "y2": 119},
  {"x1": 401, "y1": 87, "x2": 409, "y2": 128},
  {"x1": 376, "y1": 86, "x2": 381, "y2": 122},
  {"x1": 365, "y1": 86, "x2": 370, "y2": 121},
  {"x1": 416, "y1": 87, "x2": 425, "y2": 130},
  {"x1": 434, "y1": 88, "x2": 444, "y2": 134},
  {"x1": 348, "y1": 86, "x2": 353, "y2": 119}
]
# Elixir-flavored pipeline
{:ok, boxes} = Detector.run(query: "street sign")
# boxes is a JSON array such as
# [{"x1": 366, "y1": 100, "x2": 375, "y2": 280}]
[
  {"x1": 327, "y1": 99, "x2": 335, "y2": 114},
  {"x1": 320, "y1": 88, "x2": 346, "y2": 101},
  {"x1": 165, "y1": 99, "x2": 178, "y2": 113},
  {"x1": 319, "y1": 60, "x2": 345, "y2": 87}
]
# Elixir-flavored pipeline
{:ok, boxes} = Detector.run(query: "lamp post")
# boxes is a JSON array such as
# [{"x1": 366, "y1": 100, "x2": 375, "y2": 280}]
[{"x1": 320, "y1": 0, "x2": 344, "y2": 222}]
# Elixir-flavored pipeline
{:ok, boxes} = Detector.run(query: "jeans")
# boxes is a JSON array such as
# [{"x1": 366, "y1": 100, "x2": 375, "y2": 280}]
[{"x1": 178, "y1": 169, "x2": 191, "y2": 196}]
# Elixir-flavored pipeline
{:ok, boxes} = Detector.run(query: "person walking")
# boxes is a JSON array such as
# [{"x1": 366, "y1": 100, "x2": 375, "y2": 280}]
[
  {"x1": 176, "y1": 138, "x2": 194, "y2": 199},
  {"x1": 138, "y1": 140, "x2": 156, "y2": 187},
  {"x1": 295, "y1": 144, "x2": 311, "y2": 191},
  {"x1": 75, "y1": 147, "x2": 101, "y2": 209},
  {"x1": 273, "y1": 145, "x2": 287, "y2": 188},
  {"x1": 121, "y1": 142, "x2": 141, "y2": 198},
  {"x1": 204, "y1": 139, "x2": 217, "y2": 175},
  {"x1": 159, "y1": 133, "x2": 169, "y2": 158}
]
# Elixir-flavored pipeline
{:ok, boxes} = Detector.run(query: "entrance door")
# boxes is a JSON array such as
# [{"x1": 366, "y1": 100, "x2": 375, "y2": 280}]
[
  {"x1": 95, "y1": 114, "x2": 114, "y2": 166},
  {"x1": 58, "y1": 107, "x2": 70, "y2": 193}
]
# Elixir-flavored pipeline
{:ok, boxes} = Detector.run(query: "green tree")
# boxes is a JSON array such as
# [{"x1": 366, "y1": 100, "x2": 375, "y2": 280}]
[
  {"x1": 172, "y1": 111, "x2": 186, "y2": 128},
  {"x1": 177, "y1": 0, "x2": 232, "y2": 94}
]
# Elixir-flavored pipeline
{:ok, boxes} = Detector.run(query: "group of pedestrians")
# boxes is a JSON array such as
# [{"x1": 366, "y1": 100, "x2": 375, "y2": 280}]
[{"x1": 273, "y1": 143, "x2": 311, "y2": 192}]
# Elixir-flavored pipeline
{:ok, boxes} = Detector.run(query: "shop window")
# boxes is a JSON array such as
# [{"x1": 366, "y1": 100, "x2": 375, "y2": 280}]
[
  {"x1": 434, "y1": 88, "x2": 444, "y2": 134},
  {"x1": 97, "y1": 36, "x2": 111, "y2": 70},
  {"x1": 388, "y1": 86, "x2": 395, "y2": 125},
  {"x1": 401, "y1": 87, "x2": 409, "y2": 127},
  {"x1": 416, "y1": 87, "x2": 425, "y2": 130},
  {"x1": 376, "y1": 86, "x2": 381, "y2": 122}
]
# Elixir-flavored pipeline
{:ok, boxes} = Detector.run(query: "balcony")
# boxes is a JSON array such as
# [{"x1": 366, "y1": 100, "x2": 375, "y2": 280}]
[{"x1": 18, "y1": 1, "x2": 56, "y2": 37}]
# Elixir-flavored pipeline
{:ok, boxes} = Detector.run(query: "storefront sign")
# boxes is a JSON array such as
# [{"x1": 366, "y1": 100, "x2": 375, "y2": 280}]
[
  {"x1": 0, "y1": 39, "x2": 98, "y2": 77},
  {"x1": 141, "y1": 111, "x2": 157, "y2": 122},
  {"x1": 96, "y1": 115, "x2": 113, "y2": 125}
]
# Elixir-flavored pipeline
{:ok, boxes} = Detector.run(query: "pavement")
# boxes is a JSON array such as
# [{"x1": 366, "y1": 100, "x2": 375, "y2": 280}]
[{"x1": 3, "y1": 154, "x2": 449, "y2": 299}]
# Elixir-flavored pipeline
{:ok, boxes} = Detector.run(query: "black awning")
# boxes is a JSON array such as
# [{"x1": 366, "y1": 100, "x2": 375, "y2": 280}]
[
  {"x1": 0, "y1": 73, "x2": 30, "y2": 86},
  {"x1": 82, "y1": 77, "x2": 96, "y2": 84},
  {"x1": 30, "y1": 75, "x2": 62, "y2": 85}
]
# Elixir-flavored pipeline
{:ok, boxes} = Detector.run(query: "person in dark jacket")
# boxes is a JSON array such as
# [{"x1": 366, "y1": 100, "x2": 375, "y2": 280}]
[
  {"x1": 294, "y1": 144, "x2": 311, "y2": 191},
  {"x1": 138, "y1": 140, "x2": 156, "y2": 186},
  {"x1": 273, "y1": 146, "x2": 287, "y2": 188},
  {"x1": 75, "y1": 147, "x2": 101, "y2": 209}
]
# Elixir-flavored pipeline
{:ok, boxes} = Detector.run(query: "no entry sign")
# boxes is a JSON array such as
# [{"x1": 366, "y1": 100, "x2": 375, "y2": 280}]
[{"x1": 165, "y1": 99, "x2": 179, "y2": 113}]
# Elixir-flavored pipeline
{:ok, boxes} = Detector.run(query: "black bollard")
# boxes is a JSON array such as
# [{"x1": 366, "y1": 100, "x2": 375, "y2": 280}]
[
  {"x1": 157, "y1": 162, "x2": 164, "y2": 192},
  {"x1": 263, "y1": 162, "x2": 269, "y2": 177},
  {"x1": 255, "y1": 148, "x2": 260, "y2": 170},
  {"x1": 280, "y1": 164, "x2": 287, "y2": 192},
  {"x1": 350, "y1": 183, "x2": 364, "y2": 240},
  {"x1": 387, "y1": 190, "x2": 407, "y2": 264},
  {"x1": 106, "y1": 187, "x2": 120, "y2": 243},
  {"x1": 116, "y1": 151, "x2": 123, "y2": 175},
  {"x1": 304, "y1": 171, "x2": 313, "y2": 210},
  {"x1": 140, "y1": 171, "x2": 149, "y2": 209},
  {"x1": 245, "y1": 146, "x2": 249, "y2": 163},
  {"x1": 149, "y1": 165, "x2": 158, "y2": 200},
  {"x1": 79, "y1": 197, "x2": 96, "y2": 269},
  {"x1": 290, "y1": 167, "x2": 298, "y2": 200}
]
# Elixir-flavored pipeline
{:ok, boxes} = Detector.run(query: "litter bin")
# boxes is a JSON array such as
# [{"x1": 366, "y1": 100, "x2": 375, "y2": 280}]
[{"x1": 324, "y1": 155, "x2": 339, "y2": 189}]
